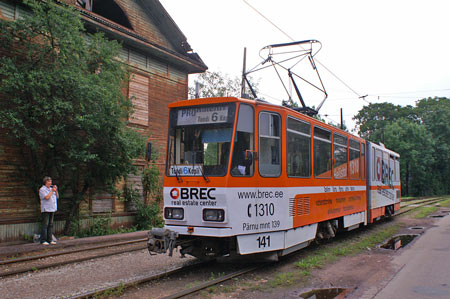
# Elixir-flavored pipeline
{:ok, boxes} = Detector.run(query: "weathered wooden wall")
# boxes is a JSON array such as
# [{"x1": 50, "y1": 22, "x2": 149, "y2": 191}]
[
  {"x1": 0, "y1": 129, "x2": 39, "y2": 221},
  {"x1": 0, "y1": 0, "x2": 198, "y2": 237}
]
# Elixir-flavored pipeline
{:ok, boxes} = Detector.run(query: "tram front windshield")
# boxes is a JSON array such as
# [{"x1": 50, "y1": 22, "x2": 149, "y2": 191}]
[{"x1": 167, "y1": 103, "x2": 236, "y2": 177}]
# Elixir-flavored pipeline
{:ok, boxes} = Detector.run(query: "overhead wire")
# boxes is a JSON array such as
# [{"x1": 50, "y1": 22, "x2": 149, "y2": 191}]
[{"x1": 242, "y1": 0, "x2": 370, "y2": 105}]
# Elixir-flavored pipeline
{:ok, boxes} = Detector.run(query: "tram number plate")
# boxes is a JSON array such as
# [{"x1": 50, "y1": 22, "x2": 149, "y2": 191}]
[
  {"x1": 237, "y1": 231, "x2": 284, "y2": 254},
  {"x1": 257, "y1": 235, "x2": 270, "y2": 248}
]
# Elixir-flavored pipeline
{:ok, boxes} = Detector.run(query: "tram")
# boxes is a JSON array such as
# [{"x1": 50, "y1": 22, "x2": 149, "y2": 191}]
[{"x1": 147, "y1": 96, "x2": 401, "y2": 259}]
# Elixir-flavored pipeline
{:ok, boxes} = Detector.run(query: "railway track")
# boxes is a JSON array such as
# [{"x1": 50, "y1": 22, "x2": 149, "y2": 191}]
[
  {"x1": 397, "y1": 196, "x2": 447, "y2": 216},
  {"x1": 2, "y1": 197, "x2": 447, "y2": 297},
  {"x1": 68, "y1": 260, "x2": 260, "y2": 299},
  {"x1": 0, "y1": 238, "x2": 147, "y2": 278},
  {"x1": 68, "y1": 196, "x2": 449, "y2": 298}
]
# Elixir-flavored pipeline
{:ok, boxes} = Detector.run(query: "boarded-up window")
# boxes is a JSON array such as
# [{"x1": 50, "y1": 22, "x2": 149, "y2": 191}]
[
  {"x1": 129, "y1": 49, "x2": 146, "y2": 69},
  {"x1": 0, "y1": 1, "x2": 15, "y2": 19},
  {"x1": 92, "y1": 191, "x2": 113, "y2": 213},
  {"x1": 128, "y1": 73, "x2": 149, "y2": 126},
  {"x1": 169, "y1": 66, "x2": 187, "y2": 82},
  {"x1": 147, "y1": 57, "x2": 168, "y2": 75}
]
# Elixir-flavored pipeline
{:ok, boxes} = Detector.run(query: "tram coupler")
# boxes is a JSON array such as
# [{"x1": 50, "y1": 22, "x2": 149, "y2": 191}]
[{"x1": 147, "y1": 228, "x2": 179, "y2": 256}]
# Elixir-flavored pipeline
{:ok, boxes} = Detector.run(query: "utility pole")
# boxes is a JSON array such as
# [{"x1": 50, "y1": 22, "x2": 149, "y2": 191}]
[
  {"x1": 194, "y1": 81, "x2": 200, "y2": 98},
  {"x1": 340, "y1": 108, "x2": 344, "y2": 130},
  {"x1": 241, "y1": 47, "x2": 247, "y2": 97}
]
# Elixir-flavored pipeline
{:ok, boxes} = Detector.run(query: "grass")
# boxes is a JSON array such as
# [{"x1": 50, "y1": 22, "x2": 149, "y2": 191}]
[
  {"x1": 438, "y1": 197, "x2": 450, "y2": 207},
  {"x1": 269, "y1": 272, "x2": 296, "y2": 287},
  {"x1": 194, "y1": 223, "x2": 401, "y2": 296},
  {"x1": 294, "y1": 224, "x2": 400, "y2": 276},
  {"x1": 93, "y1": 282, "x2": 125, "y2": 298},
  {"x1": 414, "y1": 206, "x2": 439, "y2": 219},
  {"x1": 245, "y1": 223, "x2": 401, "y2": 292}
]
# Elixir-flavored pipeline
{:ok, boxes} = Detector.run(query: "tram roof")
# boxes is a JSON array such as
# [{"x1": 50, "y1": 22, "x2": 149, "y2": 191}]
[{"x1": 169, "y1": 97, "x2": 366, "y2": 142}]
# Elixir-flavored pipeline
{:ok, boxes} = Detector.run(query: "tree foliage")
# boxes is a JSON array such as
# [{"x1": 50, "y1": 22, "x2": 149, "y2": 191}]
[
  {"x1": 0, "y1": 0, "x2": 145, "y2": 232},
  {"x1": 188, "y1": 70, "x2": 260, "y2": 99},
  {"x1": 354, "y1": 97, "x2": 450, "y2": 196},
  {"x1": 353, "y1": 102, "x2": 417, "y2": 141}
]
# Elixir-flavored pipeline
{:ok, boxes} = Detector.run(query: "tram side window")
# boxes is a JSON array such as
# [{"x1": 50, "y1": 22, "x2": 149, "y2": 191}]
[
  {"x1": 349, "y1": 139, "x2": 360, "y2": 179},
  {"x1": 314, "y1": 126, "x2": 332, "y2": 178},
  {"x1": 231, "y1": 104, "x2": 254, "y2": 176},
  {"x1": 333, "y1": 134, "x2": 348, "y2": 179},
  {"x1": 287, "y1": 117, "x2": 311, "y2": 177},
  {"x1": 259, "y1": 112, "x2": 281, "y2": 177},
  {"x1": 361, "y1": 143, "x2": 366, "y2": 180},
  {"x1": 395, "y1": 157, "x2": 400, "y2": 183}
]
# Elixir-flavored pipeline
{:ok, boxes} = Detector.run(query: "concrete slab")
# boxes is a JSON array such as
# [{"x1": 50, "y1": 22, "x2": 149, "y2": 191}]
[{"x1": 375, "y1": 215, "x2": 450, "y2": 298}]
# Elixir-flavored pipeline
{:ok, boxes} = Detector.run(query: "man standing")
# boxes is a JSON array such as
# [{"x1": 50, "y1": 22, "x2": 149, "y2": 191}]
[{"x1": 39, "y1": 176, "x2": 58, "y2": 245}]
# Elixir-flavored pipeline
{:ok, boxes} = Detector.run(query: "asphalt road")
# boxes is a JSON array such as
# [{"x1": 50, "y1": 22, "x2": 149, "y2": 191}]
[{"x1": 375, "y1": 214, "x2": 450, "y2": 298}]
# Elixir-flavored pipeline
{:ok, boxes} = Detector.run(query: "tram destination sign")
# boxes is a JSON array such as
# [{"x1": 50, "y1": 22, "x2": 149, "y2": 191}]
[
  {"x1": 169, "y1": 165, "x2": 203, "y2": 176},
  {"x1": 177, "y1": 105, "x2": 229, "y2": 126}
]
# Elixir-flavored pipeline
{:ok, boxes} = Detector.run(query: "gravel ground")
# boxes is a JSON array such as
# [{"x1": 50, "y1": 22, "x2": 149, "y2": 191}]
[{"x1": 0, "y1": 249, "x2": 194, "y2": 299}]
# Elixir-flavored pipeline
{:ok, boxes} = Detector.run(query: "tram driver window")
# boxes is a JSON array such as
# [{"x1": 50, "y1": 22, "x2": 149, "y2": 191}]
[
  {"x1": 259, "y1": 112, "x2": 281, "y2": 177},
  {"x1": 231, "y1": 104, "x2": 254, "y2": 176},
  {"x1": 287, "y1": 117, "x2": 311, "y2": 177},
  {"x1": 313, "y1": 127, "x2": 332, "y2": 178}
]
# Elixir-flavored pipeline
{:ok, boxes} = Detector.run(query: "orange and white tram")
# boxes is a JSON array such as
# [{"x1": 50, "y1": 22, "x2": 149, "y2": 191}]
[{"x1": 148, "y1": 97, "x2": 401, "y2": 259}]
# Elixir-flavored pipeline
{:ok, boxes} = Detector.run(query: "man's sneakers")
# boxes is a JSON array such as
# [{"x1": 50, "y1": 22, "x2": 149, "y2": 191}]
[{"x1": 41, "y1": 241, "x2": 56, "y2": 245}]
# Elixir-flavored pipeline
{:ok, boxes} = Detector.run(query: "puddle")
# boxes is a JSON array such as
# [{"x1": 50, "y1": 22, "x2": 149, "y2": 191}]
[
  {"x1": 409, "y1": 226, "x2": 424, "y2": 230},
  {"x1": 299, "y1": 288, "x2": 348, "y2": 298},
  {"x1": 380, "y1": 234, "x2": 418, "y2": 250}
]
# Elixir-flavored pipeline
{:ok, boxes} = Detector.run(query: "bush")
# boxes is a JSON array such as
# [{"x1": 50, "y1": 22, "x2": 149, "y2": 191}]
[
  {"x1": 69, "y1": 214, "x2": 137, "y2": 238},
  {"x1": 135, "y1": 200, "x2": 163, "y2": 230}
]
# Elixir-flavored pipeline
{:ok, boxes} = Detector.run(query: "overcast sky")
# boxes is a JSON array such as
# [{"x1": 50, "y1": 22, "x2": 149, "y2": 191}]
[{"x1": 159, "y1": 0, "x2": 450, "y2": 131}]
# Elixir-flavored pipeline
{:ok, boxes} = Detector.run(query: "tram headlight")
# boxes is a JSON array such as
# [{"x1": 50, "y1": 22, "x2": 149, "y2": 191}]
[
  {"x1": 203, "y1": 209, "x2": 225, "y2": 222},
  {"x1": 164, "y1": 207, "x2": 184, "y2": 220}
]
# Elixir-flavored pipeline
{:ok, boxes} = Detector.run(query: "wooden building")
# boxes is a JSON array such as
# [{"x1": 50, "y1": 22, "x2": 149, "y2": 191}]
[{"x1": 0, "y1": 0, "x2": 207, "y2": 241}]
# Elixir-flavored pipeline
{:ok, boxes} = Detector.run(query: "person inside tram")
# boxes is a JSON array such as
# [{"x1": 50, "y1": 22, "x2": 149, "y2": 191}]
[{"x1": 231, "y1": 132, "x2": 253, "y2": 176}]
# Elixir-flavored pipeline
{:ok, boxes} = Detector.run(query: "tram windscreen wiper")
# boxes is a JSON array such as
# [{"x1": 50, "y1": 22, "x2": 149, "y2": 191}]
[
  {"x1": 192, "y1": 150, "x2": 209, "y2": 183},
  {"x1": 169, "y1": 139, "x2": 182, "y2": 182}
]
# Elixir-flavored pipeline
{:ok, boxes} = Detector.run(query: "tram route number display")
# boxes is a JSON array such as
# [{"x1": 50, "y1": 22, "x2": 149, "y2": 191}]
[{"x1": 177, "y1": 105, "x2": 229, "y2": 126}]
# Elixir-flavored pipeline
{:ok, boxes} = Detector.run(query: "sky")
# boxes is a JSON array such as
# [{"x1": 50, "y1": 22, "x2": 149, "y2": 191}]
[{"x1": 159, "y1": 0, "x2": 450, "y2": 131}]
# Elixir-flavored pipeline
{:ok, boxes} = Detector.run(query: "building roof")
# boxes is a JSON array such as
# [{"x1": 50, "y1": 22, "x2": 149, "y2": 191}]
[{"x1": 74, "y1": 0, "x2": 207, "y2": 73}]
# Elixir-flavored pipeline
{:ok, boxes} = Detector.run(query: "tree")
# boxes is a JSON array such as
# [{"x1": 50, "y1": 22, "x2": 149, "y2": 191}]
[
  {"x1": 383, "y1": 119, "x2": 436, "y2": 196},
  {"x1": 0, "y1": 1, "x2": 145, "y2": 233},
  {"x1": 353, "y1": 102, "x2": 416, "y2": 141},
  {"x1": 354, "y1": 98, "x2": 450, "y2": 196},
  {"x1": 415, "y1": 97, "x2": 450, "y2": 194},
  {"x1": 188, "y1": 70, "x2": 260, "y2": 99}
]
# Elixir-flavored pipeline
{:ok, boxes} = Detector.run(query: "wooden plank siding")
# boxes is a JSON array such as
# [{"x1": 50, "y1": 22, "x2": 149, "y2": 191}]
[
  {"x1": 0, "y1": 130, "x2": 39, "y2": 220},
  {"x1": 0, "y1": 0, "x2": 203, "y2": 241},
  {"x1": 128, "y1": 73, "x2": 150, "y2": 127}
]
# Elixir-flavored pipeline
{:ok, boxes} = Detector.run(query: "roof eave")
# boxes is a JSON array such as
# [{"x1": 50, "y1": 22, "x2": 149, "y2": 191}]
[{"x1": 78, "y1": 8, "x2": 207, "y2": 73}]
